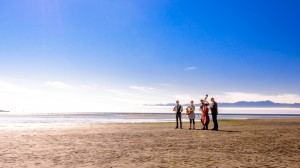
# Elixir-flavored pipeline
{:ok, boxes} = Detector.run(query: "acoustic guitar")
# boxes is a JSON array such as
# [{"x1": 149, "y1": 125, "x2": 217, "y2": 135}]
[{"x1": 186, "y1": 107, "x2": 191, "y2": 115}]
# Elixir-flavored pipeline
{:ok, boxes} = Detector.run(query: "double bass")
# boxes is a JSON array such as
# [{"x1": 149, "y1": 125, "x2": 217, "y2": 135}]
[{"x1": 201, "y1": 94, "x2": 210, "y2": 125}]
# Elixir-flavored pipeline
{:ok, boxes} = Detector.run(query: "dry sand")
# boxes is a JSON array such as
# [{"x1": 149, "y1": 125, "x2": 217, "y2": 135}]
[{"x1": 0, "y1": 118, "x2": 299, "y2": 168}]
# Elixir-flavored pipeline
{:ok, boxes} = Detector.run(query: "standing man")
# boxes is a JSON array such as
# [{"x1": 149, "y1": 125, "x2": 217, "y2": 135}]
[
  {"x1": 210, "y1": 98, "x2": 219, "y2": 131},
  {"x1": 173, "y1": 100, "x2": 183, "y2": 129}
]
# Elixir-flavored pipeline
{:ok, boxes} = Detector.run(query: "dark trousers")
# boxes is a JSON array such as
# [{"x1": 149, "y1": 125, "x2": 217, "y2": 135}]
[
  {"x1": 212, "y1": 115, "x2": 218, "y2": 130},
  {"x1": 201, "y1": 120, "x2": 208, "y2": 130},
  {"x1": 176, "y1": 112, "x2": 182, "y2": 128}
]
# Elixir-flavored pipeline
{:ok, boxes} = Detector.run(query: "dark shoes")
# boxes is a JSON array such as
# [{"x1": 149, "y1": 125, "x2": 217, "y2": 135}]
[
  {"x1": 201, "y1": 126, "x2": 208, "y2": 130},
  {"x1": 211, "y1": 128, "x2": 218, "y2": 131}
]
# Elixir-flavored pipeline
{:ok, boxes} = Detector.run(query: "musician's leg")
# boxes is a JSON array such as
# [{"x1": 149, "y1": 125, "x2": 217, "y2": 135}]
[
  {"x1": 212, "y1": 115, "x2": 217, "y2": 130},
  {"x1": 176, "y1": 113, "x2": 179, "y2": 128},
  {"x1": 179, "y1": 114, "x2": 182, "y2": 129},
  {"x1": 201, "y1": 119, "x2": 205, "y2": 130},
  {"x1": 193, "y1": 119, "x2": 195, "y2": 129},
  {"x1": 214, "y1": 115, "x2": 218, "y2": 130},
  {"x1": 212, "y1": 115, "x2": 215, "y2": 129}
]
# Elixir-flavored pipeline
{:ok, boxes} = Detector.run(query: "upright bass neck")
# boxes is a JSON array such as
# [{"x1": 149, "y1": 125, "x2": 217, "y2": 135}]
[
  {"x1": 204, "y1": 94, "x2": 208, "y2": 101},
  {"x1": 204, "y1": 94, "x2": 209, "y2": 105}
]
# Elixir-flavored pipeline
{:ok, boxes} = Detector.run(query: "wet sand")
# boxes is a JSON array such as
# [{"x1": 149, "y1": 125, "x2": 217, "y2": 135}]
[{"x1": 0, "y1": 118, "x2": 299, "y2": 167}]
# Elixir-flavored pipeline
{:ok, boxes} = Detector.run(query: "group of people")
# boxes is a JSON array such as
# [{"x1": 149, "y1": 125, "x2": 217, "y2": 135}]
[{"x1": 173, "y1": 97, "x2": 219, "y2": 131}]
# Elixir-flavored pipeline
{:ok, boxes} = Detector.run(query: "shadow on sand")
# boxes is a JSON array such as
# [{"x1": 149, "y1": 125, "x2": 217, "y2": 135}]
[
  {"x1": 217, "y1": 130, "x2": 241, "y2": 133},
  {"x1": 191, "y1": 129, "x2": 241, "y2": 133}
]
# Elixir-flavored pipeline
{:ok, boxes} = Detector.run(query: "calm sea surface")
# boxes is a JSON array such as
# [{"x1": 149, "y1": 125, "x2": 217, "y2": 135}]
[{"x1": 0, "y1": 108, "x2": 300, "y2": 129}]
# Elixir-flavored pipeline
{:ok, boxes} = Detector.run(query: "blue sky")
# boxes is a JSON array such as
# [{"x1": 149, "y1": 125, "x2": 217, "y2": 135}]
[{"x1": 0, "y1": 0, "x2": 300, "y2": 112}]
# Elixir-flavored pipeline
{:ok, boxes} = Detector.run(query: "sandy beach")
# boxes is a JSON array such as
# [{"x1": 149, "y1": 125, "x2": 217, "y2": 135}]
[{"x1": 0, "y1": 118, "x2": 299, "y2": 168}]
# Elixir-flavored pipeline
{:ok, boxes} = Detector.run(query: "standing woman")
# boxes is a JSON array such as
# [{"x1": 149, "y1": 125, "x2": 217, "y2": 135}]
[
  {"x1": 186, "y1": 100, "x2": 196, "y2": 129},
  {"x1": 200, "y1": 99, "x2": 210, "y2": 130}
]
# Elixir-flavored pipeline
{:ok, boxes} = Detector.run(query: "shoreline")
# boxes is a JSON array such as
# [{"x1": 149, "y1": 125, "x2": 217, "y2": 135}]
[{"x1": 1, "y1": 117, "x2": 300, "y2": 131}]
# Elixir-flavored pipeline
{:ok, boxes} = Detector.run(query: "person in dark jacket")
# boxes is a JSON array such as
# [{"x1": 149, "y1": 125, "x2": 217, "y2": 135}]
[
  {"x1": 173, "y1": 100, "x2": 183, "y2": 129},
  {"x1": 210, "y1": 98, "x2": 219, "y2": 131}
]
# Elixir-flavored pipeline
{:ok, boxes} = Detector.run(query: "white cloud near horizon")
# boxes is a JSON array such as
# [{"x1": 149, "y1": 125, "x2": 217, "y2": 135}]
[
  {"x1": 184, "y1": 66, "x2": 197, "y2": 71},
  {"x1": 0, "y1": 80, "x2": 29, "y2": 93},
  {"x1": 129, "y1": 85, "x2": 155, "y2": 92},
  {"x1": 1, "y1": 79, "x2": 300, "y2": 113},
  {"x1": 45, "y1": 81, "x2": 76, "y2": 89}
]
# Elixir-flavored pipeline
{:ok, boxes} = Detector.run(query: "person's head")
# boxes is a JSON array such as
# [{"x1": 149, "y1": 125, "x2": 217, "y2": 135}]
[
  {"x1": 176, "y1": 100, "x2": 179, "y2": 104},
  {"x1": 190, "y1": 100, "x2": 194, "y2": 105},
  {"x1": 211, "y1": 98, "x2": 215, "y2": 102},
  {"x1": 200, "y1": 99, "x2": 204, "y2": 104}
]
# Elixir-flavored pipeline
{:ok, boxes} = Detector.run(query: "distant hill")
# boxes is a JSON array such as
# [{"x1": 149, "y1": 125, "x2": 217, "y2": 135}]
[
  {"x1": 145, "y1": 100, "x2": 300, "y2": 108},
  {"x1": 0, "y1": 110, "x2": 9, "y2": 112},
  {"x1": 219, "y1": 101, "x2": 300, "y2": 108}
]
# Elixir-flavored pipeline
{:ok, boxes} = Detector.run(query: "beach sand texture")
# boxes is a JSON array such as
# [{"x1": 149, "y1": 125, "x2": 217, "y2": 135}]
[{"x1": 0, "y1": 118, "x2": 299, "y2": 168}]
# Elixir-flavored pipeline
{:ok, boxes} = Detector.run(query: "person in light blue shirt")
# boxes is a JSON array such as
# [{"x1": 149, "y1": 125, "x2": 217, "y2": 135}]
[{"x1": 186, "y1": 100, "x2": 196, "y2": 129}]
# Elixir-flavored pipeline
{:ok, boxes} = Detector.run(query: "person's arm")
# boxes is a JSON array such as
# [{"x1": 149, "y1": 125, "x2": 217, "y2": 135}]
[
  {"x1": 173, "y1": 106, "x2": 176, "y2": 111},
  {"x1": 209, "y1": 104, "x2": 212, "y2": 112},
  {"x1": 180, "y1": 105, "x2": 183, "y2": 112},
  {"x1": 200, "y1": 106, "x2": 204, "y2": 116}
]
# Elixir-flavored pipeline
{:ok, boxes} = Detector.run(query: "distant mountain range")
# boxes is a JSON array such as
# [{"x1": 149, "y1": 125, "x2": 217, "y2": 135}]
[
  {"x1": 0, "y1": 110, "x2": 9, "y2": 112},
  {"x1": 145, "y1": 100, "x2": 300, "y2": 108}
]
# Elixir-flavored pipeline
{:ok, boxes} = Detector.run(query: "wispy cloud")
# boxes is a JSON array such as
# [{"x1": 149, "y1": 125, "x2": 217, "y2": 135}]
[
  {"x1": 184, "y1": 66, "x2": 197, "y2": 71},
  {"x1": 79, "y1": 84, "x2": 99, "y2": 89},
  {"x1": 45, "y1": 81, "x2": 76, "y2": 89},
  {"x1": 0, "y1": 80, "x2": 38, "y2": 93},
  {"x1": 160, "y1": 83, "x2": 173, "y2": 87},
  {"x1": 130, "y1": 85, "x2": 155, "y2": 92}
]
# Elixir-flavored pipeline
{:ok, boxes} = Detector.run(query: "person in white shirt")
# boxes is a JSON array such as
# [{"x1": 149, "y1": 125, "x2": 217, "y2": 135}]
[{"x1": 186, "y1": 100, "x2": 196, "y2": 129}]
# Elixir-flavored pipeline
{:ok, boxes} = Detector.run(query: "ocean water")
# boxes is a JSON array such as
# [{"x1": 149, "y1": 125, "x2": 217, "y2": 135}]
[{"x1": 0, "y1": 108, "x2": 300, "y2": 129}]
